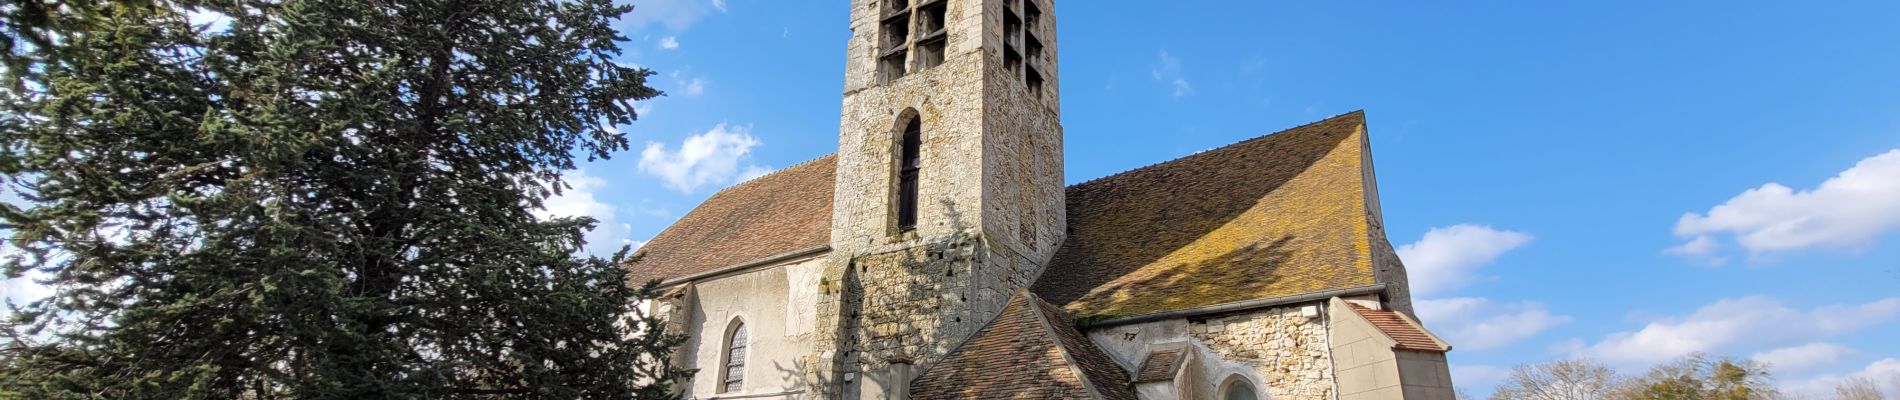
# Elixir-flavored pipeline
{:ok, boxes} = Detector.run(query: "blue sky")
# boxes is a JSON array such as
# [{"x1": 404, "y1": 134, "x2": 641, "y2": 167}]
[
  {"x1": 572, "y1": 0, "x2": 1900, "y2": 396},
  {"x1": 6, "y1": 0, "x2": 1900, "y2": 397}
]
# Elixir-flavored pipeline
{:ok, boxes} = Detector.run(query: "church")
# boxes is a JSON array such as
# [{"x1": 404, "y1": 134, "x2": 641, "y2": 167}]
[{"x1": 624, "y1": 0, "x2": 1457, "y2": 399}]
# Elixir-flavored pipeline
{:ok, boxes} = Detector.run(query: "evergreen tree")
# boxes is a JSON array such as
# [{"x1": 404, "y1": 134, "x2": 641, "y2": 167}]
[{"x1": 0, "y1": 0, "x2": 688, "y2": 398}]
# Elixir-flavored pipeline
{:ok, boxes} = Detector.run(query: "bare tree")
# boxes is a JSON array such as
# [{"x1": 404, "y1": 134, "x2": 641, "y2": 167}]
[
  {"x1": 1836, "y1": 377, "x2": 1885, "y2": 400},
  {"x1": 1492, "y1": 359, "x2": 1624, "y2": 400},
  {"x1": 1615, "y1": 353, "x2": 1780, "y2": 400}
]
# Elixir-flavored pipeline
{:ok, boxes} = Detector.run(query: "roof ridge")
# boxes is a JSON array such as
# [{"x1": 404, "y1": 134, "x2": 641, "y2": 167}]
[
  {"x1": 1022, "y1": 291, "x2": 1115, "y2": 400},
  {"x1": 704, "y1": 152, "x2": 838, "y2": 198},
  {"x1": 633, "y1": 153, "x2": 834, "y2": 255},
  {"x1": 1067, "y1": 110, "x2": 1366, "y2": 189}
]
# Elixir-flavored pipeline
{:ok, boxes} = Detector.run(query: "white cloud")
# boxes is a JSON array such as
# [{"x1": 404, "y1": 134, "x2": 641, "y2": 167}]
[
  {"x1": 536, "y1": 170, "x2": 635, "y2": 257},
  {"x1": 1397, "y1": 224, "x2": 1533, "y2": 296},
  {"x1": 1417, "y1": 297, "x2": 1570, "y2": 351},
  {"x1": 638, "y1": 124, "x2": 767, "y2": 193},
  {"x1": 683, "y1": 77, "x2": 705, "y2": 96},
  {"x1": 669, "y1": 71, "x2": 706, "y2": 96},
  {"x1": 1663, "y1": 235, "x2": 1727, "y2": 266},
  {"x1": 659, "y1": 36, "x2": 680, "y2": 50},
  {"x1": 1578, "y1": 296, "x2": 1900, "y2": 365},
  {"x1": 1751, "y1": 343, "x2": 1858, "y2": 374},
  {"x1": 1782, "y1": 358, "x2": 1900, "y2": 398},
  {"x1": 1672, "y1": 149, "x2": 1900, "y2": 260},
  {"x1": 633, "y1": 101, "x2": 656, "y2": 118},
  {"x1": 1152, "y1": 51, "x2": 1192, "y2": 98},
  {"x1": 622, "y1": 0, "x2": 719, "y2": 31}
]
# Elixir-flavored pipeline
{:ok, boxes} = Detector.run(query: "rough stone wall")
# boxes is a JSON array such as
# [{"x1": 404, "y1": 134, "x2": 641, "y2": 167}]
[
  {"x1": 981, "y1": 60, "x2": 1065, "y2": 268},
  {"x1": 840, "y1": 0, "x2": 986, "y2": 96},
  {"x1": 814, "y1": 1, "x2": 1068, "y2": 398},
  {"x1": 1190, "y1": 307, "x2": 1336, "y2": 400},
  {"x1": 803, "y1": 234, "x2": 997, "y2": 400},
  {"x1": 832, "y1": 53, "x2": 987, "y2": 249},
  {"x1": 1086, "y1": 305, "x2": 1336, "y2": 400},
  {"x1": 832, "y1": 0, "x2": 1064, "y2": 257},
  {"x1": 977, "y1": 0, "x2": 1060, "y2": 113}
]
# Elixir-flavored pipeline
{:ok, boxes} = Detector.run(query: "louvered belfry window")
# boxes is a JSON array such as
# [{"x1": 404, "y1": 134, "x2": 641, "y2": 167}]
[
  {"x1": 880, "y1": 0, "x2": 950, "y2": 83},
  {"x1": 721, "y1": 321, "x2": 747, "y2": 393}
]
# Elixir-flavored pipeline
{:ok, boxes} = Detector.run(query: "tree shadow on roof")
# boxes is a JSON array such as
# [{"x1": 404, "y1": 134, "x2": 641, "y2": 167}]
[{"x1": 1064, "y1": 235, "x2": 1295, "y2": 317}]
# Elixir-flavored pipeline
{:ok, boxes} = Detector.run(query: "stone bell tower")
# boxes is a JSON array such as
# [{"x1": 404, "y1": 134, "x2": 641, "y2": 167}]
[{"x1": 806, "y1": 0, "x2": 1064, "y2": 398}]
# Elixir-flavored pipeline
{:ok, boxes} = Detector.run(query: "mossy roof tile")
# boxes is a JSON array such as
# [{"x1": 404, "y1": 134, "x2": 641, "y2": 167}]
[{"x1": 1032, "y1": 111, "x2": 1380, "y2": 318}]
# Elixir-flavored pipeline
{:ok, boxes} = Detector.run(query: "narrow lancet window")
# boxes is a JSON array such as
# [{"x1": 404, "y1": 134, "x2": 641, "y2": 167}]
[
  {"x1": 720, "y1": 321, "x2": 748, "y2": 393},
  {"x1": 897, "y1": 118, "x2": 922, "y2": 231}
]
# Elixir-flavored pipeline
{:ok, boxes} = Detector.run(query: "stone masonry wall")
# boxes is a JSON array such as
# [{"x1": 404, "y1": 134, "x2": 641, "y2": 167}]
[
  {"x1": 803, "y1": 233, "x2": 998, "y2": 400},
  {"x1": 832, "y1": 53, "x2": 987, "y2": 249},
  {"x1": 1189, "y1": 306, "x2": 1336, "y2": 400},
  {"x1": 813, "y1": 1, "x2": 1068, "y2": 399},
  {"x1": 1086, "y1": 304, "x2": 1337, "y2": 400},
  {"x1": 981, "y1": 58, "x2": 1065, "y2": 268}
]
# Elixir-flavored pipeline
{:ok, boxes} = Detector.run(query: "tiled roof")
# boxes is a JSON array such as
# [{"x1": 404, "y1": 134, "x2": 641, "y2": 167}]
[
  {"x1": 1348, "y1": 303, "x2": 1447, "y2": 352},
  {"x1": 623, "y1": 154, "x2": 836, "y2": 284},
  {"x1": 910, "y1": 291, "x2": 1138, "y2": 400},
  {"x1": 1033, "y1": 111, "x2": 1383, "y2": 318},
  {"x1": 1132, "y1": 349, "x2": 1184, "y2": 383}
]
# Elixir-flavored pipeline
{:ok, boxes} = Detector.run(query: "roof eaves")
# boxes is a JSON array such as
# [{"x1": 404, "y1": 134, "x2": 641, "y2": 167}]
[
  {"x1": 1083, "y1": 284, "x2": 1387, "y2": 328},
  {"x1": 1341, "y1": 300, "x2": 1450, "y2": 353},
  {"x1": 655, "y1": 245, "x2": 831, "y2": 287}
]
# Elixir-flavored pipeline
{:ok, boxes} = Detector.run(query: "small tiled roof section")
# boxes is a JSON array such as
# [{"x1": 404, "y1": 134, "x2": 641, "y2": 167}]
[
  {"x1": 623, "y1": 154, "x2": 836, "y2": 284},
  {"x1": 1034, "y1": 111, "x2": 1383, "y2": 318},
  {"x1": 1348, "y1": 303, "x2": 1448, "y2": 352},
  {"x1": 1132, "y1": 349, "x2": 1184, "y2": 383},
  {"x1": 910, "y1": 291, "x2": 1138, "y2": 400}
]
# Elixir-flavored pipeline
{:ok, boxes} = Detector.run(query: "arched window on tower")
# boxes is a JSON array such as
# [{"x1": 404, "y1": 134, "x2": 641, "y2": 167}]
[
  {"x1": 896, "y1": 117, "x2": 922, "y2": 232},
  {"x1": 719, "y1": 319, "x2": 748, "y2": 393}
]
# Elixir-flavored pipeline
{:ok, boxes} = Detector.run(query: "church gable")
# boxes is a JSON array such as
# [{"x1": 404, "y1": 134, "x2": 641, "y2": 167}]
[
  {"x1": 1032, "y1": 111, "x2": 1386, "y2": 319},
  {"x1": 910, "y1": 291, "x2": 1138, "y2": 400},
  {"x1": 624, "y1": 154, "x2": 836, "y2": 284}
]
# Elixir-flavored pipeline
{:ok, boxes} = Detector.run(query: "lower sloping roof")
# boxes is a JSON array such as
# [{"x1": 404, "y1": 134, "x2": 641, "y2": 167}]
[
  {"x1": 623, "y1": 154, "x2": 836, "y2": 284},
  {"x1": 1033, "y1": 111, "x2": 1384, "y2": 319},
  {"x1": 910, "y1": 291, "x2": 1137, "y2": 400},
  {"x1": 1133, "y1": 349, "x2": 1185, "y2": 384},
  {"x1": 1348, "y1": 303, "x2": 1449, "y2": 352}
]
